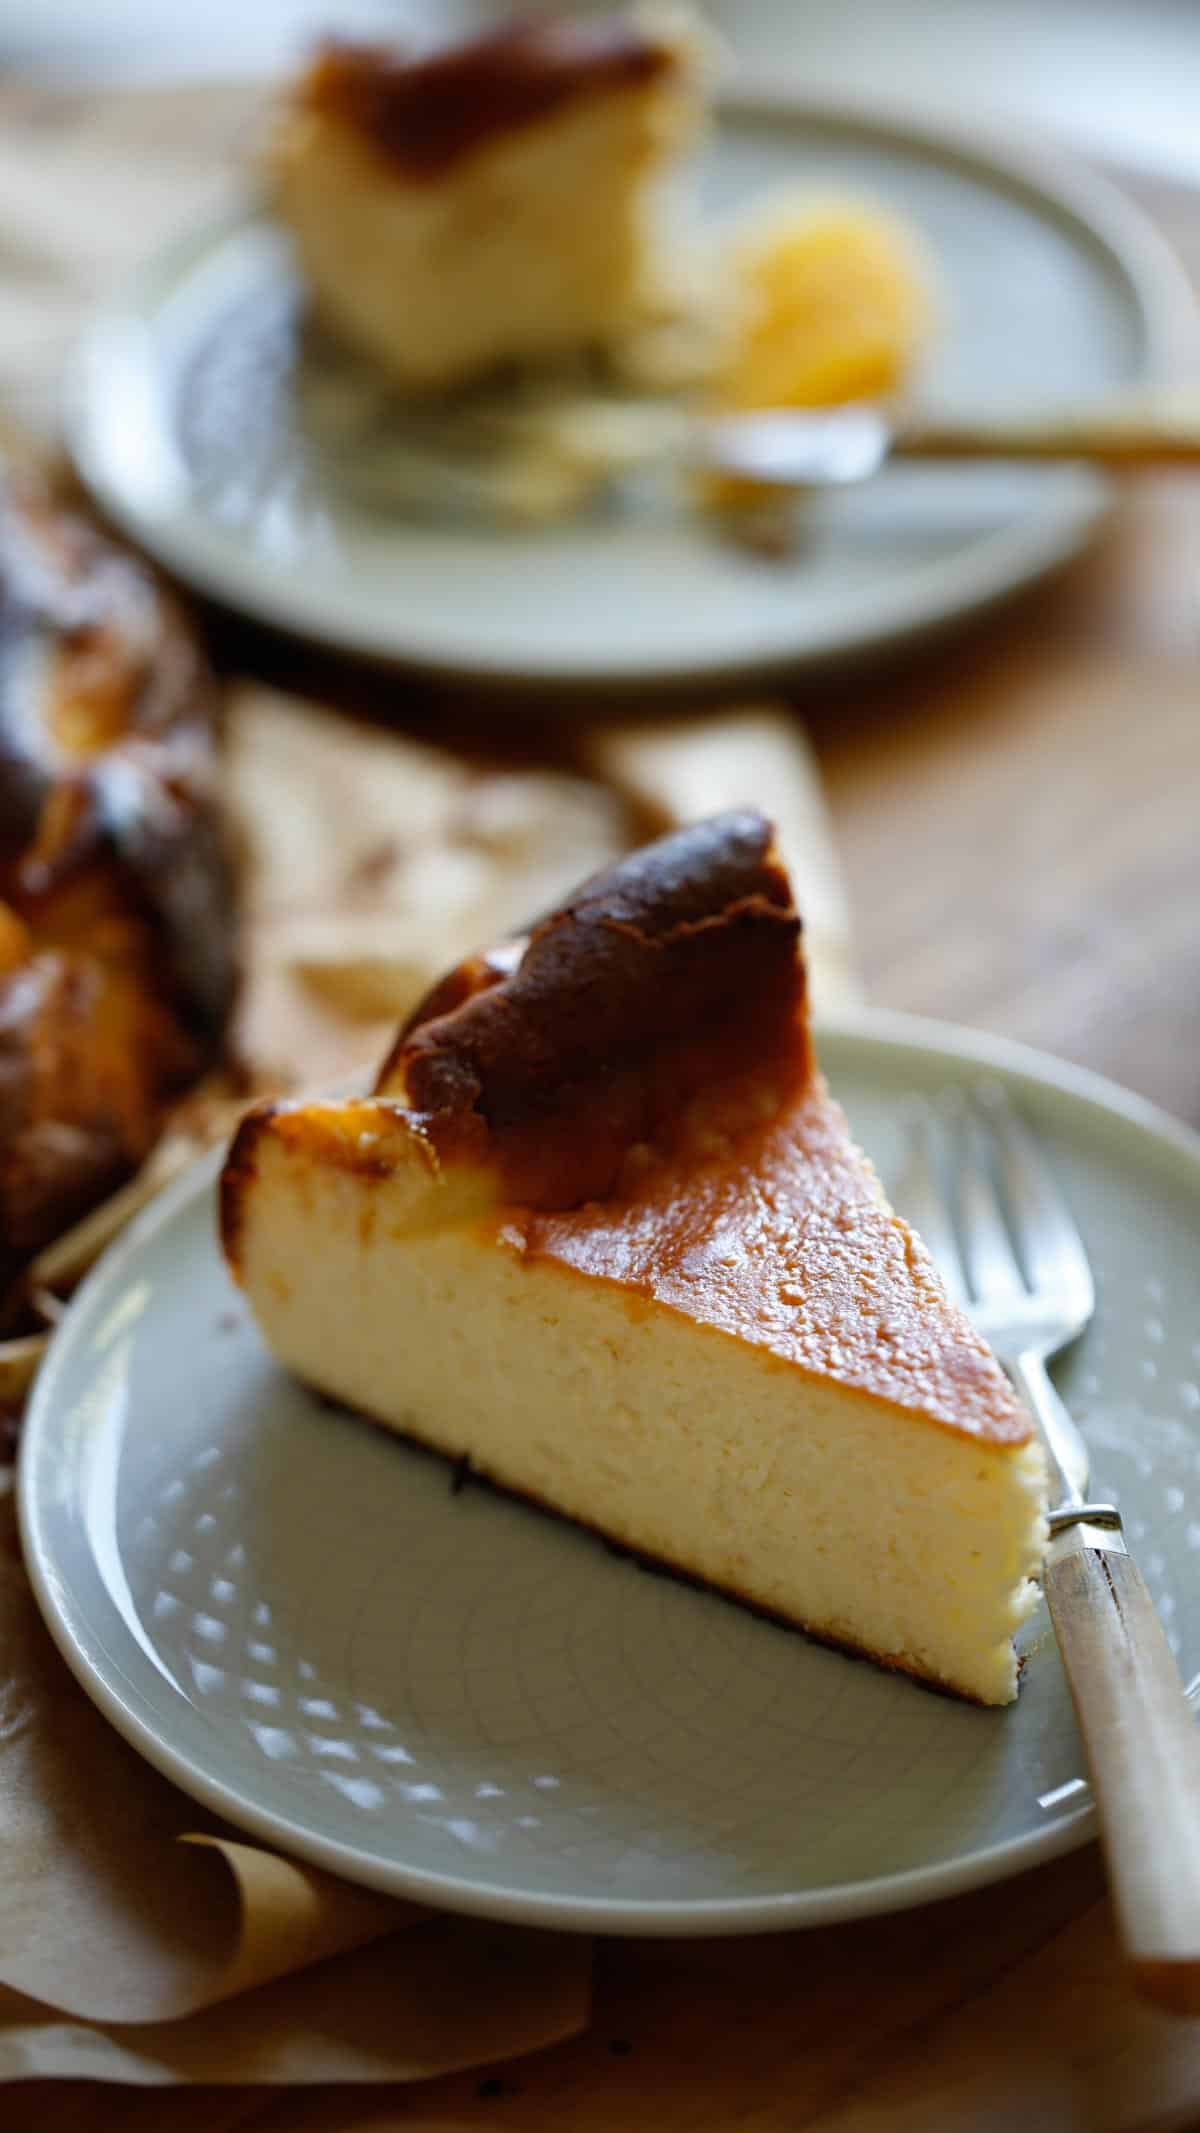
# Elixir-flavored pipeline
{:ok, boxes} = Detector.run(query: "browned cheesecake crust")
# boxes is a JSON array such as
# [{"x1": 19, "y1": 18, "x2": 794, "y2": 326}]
[
  {"x1": 222, "y1": 810, "x2": 806, "y2": 1256},
  {"x1": 378, "y1": 811, "x2": 808, "y2": 1208},
  {"x1": 302, "y1": 17, "x2": 680, "y2": 182}
]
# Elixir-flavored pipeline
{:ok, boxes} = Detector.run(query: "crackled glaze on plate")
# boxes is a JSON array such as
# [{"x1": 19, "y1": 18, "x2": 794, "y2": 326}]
[
  {"x1": 18, "y1": 1014, "x2": 1200, "y2": 1932},
  {"x1": 68, "y1": 95, "x2": 1192, "y2": 687}
]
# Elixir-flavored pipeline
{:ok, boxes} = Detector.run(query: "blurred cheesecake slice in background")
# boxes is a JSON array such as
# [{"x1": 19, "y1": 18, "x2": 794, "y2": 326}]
[{"x1": 270, "y1": 10, "x2": 709, "y2": 393}]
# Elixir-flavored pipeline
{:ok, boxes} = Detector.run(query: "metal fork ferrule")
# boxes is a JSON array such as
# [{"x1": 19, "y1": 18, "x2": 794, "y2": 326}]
[{"x1": 1047, "y1": 1502, "x2": 1124, "y2": 1536}]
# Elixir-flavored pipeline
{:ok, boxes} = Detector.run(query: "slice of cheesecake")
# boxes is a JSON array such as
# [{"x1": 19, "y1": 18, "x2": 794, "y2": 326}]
[
  {"x1": 221, "y1": 813, "x2": 1046, "y2": 1703},
  {"x1": 269, "y1": 13, "x2": 706, "y2": 393}
]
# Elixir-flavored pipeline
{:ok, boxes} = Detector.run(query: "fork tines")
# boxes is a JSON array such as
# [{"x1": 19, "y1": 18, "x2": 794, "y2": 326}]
[{"x1": 892, "y1": 1082, "x2": 1094, "y2": 1324}]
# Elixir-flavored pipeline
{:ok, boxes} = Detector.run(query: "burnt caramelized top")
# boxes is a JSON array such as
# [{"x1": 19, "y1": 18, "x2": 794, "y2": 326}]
[
  {"x1": 374, "y1": 811, "x2": 809, "y2": 1208},
  {"x1": 301, "y1": 16, "x2": 679, "y2": 179}
]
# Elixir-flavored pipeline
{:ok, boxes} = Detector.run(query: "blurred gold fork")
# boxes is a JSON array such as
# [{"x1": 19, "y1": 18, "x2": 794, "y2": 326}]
[
  {"x1": 697, "y1": 396, "x2": 1200, "y2": 487},
  {"x1": 894, "y1": 1085, "x2": 1200, "y2": 2013}
]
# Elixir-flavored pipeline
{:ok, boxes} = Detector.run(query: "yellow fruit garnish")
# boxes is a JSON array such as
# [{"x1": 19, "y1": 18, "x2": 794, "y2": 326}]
[{"x1": 711, "y1": 192, "x2": 935, "y2": 415}]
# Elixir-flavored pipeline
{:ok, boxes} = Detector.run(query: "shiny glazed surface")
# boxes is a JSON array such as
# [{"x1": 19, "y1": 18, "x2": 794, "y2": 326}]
[{"x1": 503, "y1": 1074, "x2": 1031, "y2": 1447}]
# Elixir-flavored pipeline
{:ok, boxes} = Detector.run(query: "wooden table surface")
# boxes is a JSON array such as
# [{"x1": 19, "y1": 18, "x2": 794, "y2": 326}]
[
  {"x1": 812, "y1": 168, "x2": 1200, "y2": 1136},
  {"x1": 12, "y1": 152, "x2": 1200, "y2": 2133}
]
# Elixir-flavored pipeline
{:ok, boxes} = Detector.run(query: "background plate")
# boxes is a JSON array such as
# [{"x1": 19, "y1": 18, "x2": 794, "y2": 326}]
[
  {"x1": 19, "y1": 1013, "x2": 1200, "y2": 1934},
  {"x1": 69, "y1": 94, "x2": 1192, "y2": 689}
]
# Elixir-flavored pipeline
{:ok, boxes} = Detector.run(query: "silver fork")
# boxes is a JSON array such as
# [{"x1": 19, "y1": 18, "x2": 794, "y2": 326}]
[{"x1": 894, "y1": 1085, "x2": 1200, "y2": 2014}]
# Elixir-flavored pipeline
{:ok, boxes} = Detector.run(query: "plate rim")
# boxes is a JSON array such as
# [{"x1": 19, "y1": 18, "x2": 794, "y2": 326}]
[
  {"x1": 65, "y1": 86, "x2": 1197, "y2": 691},
  {"x1": 18, "y1": 1005, "x2": 1200, "y2": 1936}
]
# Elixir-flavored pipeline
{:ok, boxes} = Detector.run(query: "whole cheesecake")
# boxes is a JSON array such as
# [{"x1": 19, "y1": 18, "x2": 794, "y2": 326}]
[
  {"x1": 222, "y1": 813, "x2": 1046, "y2": 1703},
  {"x1": 269, "y1": 12, "x2": 706, "y2": 392},
  {"x1": 0, "y1": 482, "x2": 235, "y2": 1324}
]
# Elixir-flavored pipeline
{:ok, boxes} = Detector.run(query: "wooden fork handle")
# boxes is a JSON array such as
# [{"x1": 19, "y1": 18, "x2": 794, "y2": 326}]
[
  {"x1": 1045, "y1": 1532, "x2": 1200, "y2": 2012},
  {"x1": 897, "y1": 410, "x2": 1200, "y2": 468}
]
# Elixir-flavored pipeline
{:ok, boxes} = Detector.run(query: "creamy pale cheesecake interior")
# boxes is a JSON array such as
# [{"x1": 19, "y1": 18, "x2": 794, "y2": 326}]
[
  {"x1": 269, "y1": 12, "x2": 706, "y2": 393},
  {"x1": 222, "y1": 813, "x2": 1046, "y2": 1704}
]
